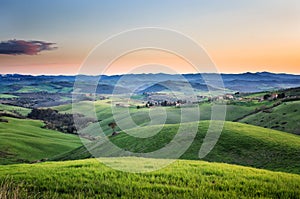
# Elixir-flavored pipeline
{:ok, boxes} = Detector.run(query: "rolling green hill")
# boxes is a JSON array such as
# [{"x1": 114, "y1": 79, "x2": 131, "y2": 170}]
[
  {"x1": 15, "y1": 84, "x2": 72, "y2": 93},
  {"x1": 0, "y1": 103, "x2": 31, "y2": 116},
  {"x1": 54, "y1": 121, "x2": 300, "y2": 174},
  {"x1": 53, "y1": 99, "x2": 275, "y2": 136},
  {"x1": 0, "y1": 158, "x2": 299, "y2": 198},
  {"x1": 0, "y1": 94, "x2": 18, "y2": 99},
  {"x1": 48, "y1": 86, "x2": 300, "y2": 137},
  {"x1": 240, "y1": 101, "x2": 300, "y2": 134},
  {"x1": 54, "y1": 99, "x2": 272, "y2": 121},
  {"x1": 0, "y1": 117, "x2": 84, "y2": 164}
]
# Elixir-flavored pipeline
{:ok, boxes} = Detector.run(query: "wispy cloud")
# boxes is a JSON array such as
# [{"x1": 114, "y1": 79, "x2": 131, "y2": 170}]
[{"x1": 0, "y1": 39, "x2": 57, "y2": 55}]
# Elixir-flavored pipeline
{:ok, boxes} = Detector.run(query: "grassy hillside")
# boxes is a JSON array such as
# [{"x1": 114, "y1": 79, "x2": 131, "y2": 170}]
[
  {"x1": 0, "y1": 158, "x2": 299, "y2": 198},
  {"x1": 14, "y1": 84, "x2": 73, "y2": 93},
  {"x1": 240, "y1": 101, "x2": 300, "y2": 134},
  {"x1": 0, "y1": 103, "x2": 31, "y2": 116},
  {"x1": 0, "y1": 117, "x2": 83, "y2": 164},
  {"x1": 0, "y1": 94, "x2": 18, "y2": 98},
  {"x1": 54, "y1": 121, "x2": 300, "y2": 174},
  {"x1": 55, "y1": 100, "x2": 273, "y2": 121},
  {"x1": 51, "y1": 87, "x2": 300, "y2": 136},
  {"x1": 53, "y1": 99, "x2": 275, "y2": 136}
]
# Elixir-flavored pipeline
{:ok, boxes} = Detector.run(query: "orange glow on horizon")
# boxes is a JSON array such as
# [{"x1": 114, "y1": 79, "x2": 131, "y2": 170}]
[{"x1": 0, "y1": 44, "x2": 299, "y2": 75}]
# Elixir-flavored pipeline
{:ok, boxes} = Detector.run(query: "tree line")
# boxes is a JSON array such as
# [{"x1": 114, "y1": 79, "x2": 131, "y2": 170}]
[{"x1": 28, "y1": 108, "x2": 97, "y2": 134}]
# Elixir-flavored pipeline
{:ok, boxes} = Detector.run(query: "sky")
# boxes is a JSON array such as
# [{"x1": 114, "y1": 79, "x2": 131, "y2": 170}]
[{"x1": 0, "y1": 0, "x2": 299, "y2": 75}]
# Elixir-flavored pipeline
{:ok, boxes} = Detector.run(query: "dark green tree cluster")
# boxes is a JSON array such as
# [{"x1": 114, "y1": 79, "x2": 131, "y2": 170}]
[{"x1": 28, "y1": 108, "x2": 97, "y2": 134}]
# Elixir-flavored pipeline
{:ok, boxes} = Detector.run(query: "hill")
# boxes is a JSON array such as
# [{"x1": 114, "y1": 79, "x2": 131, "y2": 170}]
[
  {"x1": 0, "y1": 117, "x2": 83, "y2": 164},
  {"x1": 0, "y1": 158, "x2": 299, "y2": 198},
  {"x1": 53, "y1": 99, "x2": 278, "y2": 136},
  {"x1": 137, "y1": 80, "x2": 221, "y2": 93},
  {"x1": 240, "y1": 101, "x2": 300, "y2": 134},
  {"x1": 1, "y1": 72, "x2": 300, "y2": 94},
  {"x1": 0, "y1": 103, "x2": 31, "y2": 116},
  {"x1": 54, "y1": 121, "x2": 300, "y2": 174},
  {"x1": 53, "y1": 91, "x2": 300, "y2": 137}
]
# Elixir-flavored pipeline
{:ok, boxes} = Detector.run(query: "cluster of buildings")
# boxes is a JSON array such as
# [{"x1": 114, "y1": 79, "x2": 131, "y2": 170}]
[{"x1": 112, "y1": 91, "x2": 288, "y2": 109}]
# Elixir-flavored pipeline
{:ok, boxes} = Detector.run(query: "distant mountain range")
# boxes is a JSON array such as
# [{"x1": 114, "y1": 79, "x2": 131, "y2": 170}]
[{"x1": 0, "y1": 72, "x2": 300, "y2": 94}]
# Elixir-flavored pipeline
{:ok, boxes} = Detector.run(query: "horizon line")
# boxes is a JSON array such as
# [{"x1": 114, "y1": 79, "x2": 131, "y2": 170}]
[{"x1": 1, "y1": 71, "x2": 300, "y2": 77}]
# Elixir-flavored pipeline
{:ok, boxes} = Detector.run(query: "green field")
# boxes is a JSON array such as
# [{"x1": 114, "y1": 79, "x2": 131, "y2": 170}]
[
  {"x1": 0, "y1": 94, "x2": 18, "y2": 99},
  {"x1": 55, "y1": 121, "x2": 300, "y2": 174},
  {"x1": 0, "y1": 117, "x2": 83, "y2": 164},
  {"x1": 0, "y1": 103, "x2": 31, "y2": 116},
  {"x1": 53, "y1": 99, "x2": 276, "y2": 136},
  {"x1": 13, "y1": 84, "x2": 73, "y2": 93},
  {"x1": 241, "y1": 101, "x2": 300, "y2": 134},
  {"x1": 55, "y1": 99, "x2": 272, "y2": 121},
  {"x1": 16, "y1": 85, "x2": 56, "y2": 93},
  {"x1": 0, "y1": 87, "x2": 299, "y2": 198},
  {"x1": 52, "y1": 99, "x2": 300, "y2": 174},
  {"x1": 200, "y1": 100, "x2": 274, "y2": 121},
  {"x1": 0, "y1": 158, "x2": 299, "y2": 198}
]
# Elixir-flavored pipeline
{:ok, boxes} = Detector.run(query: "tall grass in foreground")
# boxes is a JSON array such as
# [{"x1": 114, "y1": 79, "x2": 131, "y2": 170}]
[
  {"x1": 0, "y1": 158, "x2": 299, "y2": 198},
  {"x1": 0, "y1": 178, "x2": 24, "y2": 199}
]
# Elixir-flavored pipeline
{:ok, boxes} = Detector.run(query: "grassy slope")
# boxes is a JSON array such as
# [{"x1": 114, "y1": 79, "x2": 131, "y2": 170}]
[
  {"x1": 55, "y1": 100, "x2": 271, "y2": 121},
  {"x1": 0, "y1": 117, "x2": 83, "y2": 164},
  {"x1": 241, "y1": 101, "x2": 300, "y2": 134},
  {"x1": 54, "y1": 121, "x2": 300, "y2": 174},
  {"x1": 0, "y1": 94, "x2": 18, "y2": 98},
  {"x1": 0, "y1": 158, "x2": 299, "y2": 198},
  {"x1": 11, "y1": 83, "x2": 73, "y2": 93},
  {"x1": 53, "y1": 100, "x2": 274, "y2": 137},
  {"x1": 0, "y1": 103, "x2": 31, "y2": 116}
]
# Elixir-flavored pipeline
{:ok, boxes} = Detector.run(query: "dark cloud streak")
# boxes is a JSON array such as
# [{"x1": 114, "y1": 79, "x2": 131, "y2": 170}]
[{"x1": 0, "y1": 39, "x2": 57, "y2": 55}]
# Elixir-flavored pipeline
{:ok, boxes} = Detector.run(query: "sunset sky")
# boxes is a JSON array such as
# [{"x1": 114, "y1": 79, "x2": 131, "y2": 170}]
[{"x1": 0, "y1": 0, "x2": 299, "y2": 75}]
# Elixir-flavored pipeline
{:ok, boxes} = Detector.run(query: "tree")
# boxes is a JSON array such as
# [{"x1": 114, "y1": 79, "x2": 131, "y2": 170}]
[
  {"x1": 27, "y1": 108, "x2": 95, "y2": 134},
  {"x1": 161, "y1": 100, "x2": 168, "y2": 106},
  {"x1": 278, "y1": 93, "x2": 285, "y2": 99},
  {"x1": 263, "y1": 94, "x2": 271, "y2": 100},
  {"x1": 108, "y1": 122, "x2": 118, "y2": 136}
]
